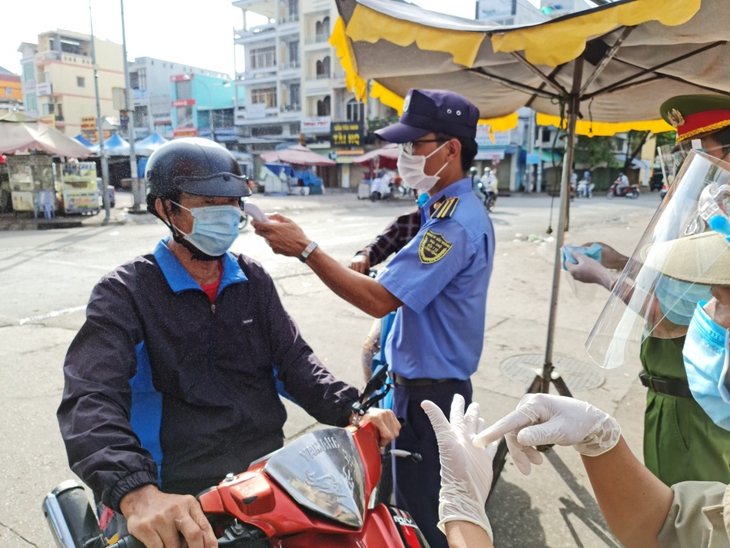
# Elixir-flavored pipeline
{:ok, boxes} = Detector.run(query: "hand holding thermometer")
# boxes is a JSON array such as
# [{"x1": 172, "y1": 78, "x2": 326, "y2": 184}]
[{"x1": 244, "y1": 202, "x2": 269, "y2": 223}]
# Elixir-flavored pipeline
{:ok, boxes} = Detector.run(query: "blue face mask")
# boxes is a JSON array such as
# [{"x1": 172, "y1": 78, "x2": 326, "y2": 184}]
[
  {"x1": 174, "y1": 203, "x2": 241, "y2": 257},
  {"x1": 683, "y1": 302, "x2": 730, "y2": 431},
  {"x1": 417, "y1": 192, "x2": 430, "y2": 208},
  {"x1": 655, "y1": 276, "x2": 713, "y2": 326}
]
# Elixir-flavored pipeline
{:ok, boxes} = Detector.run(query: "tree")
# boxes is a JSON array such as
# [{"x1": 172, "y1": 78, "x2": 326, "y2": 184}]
[{"x1": 574, "y1": 135, "x2": 619, "y2": 169}]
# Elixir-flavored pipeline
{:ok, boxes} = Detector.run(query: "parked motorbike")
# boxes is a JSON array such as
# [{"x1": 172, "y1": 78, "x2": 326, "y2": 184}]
[
  {"x1": 605, "y1": 182, "x2": 640, "y2": 199},
  {"x1": 42, "y1": 366, "x2": 429, "y2": 548}
]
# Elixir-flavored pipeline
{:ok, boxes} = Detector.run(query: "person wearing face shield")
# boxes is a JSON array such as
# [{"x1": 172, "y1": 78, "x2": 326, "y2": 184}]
[
  {"x1": 563, "y1": 95, "x2": 730, "y2": 488},
  {"x1": 56, "y1": 138, "x2": 400, "y2": 548},
  {"x1": 426, "y1": 156, "x2": 730, "y2": 548},
  {"x1": 253, "y1": 89, "x2": 495, "y2": 548}
]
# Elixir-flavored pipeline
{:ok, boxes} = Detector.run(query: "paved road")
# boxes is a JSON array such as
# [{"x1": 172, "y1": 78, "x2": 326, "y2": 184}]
[{"x1": 0, "y1": 190, "x2": 662, "y2": 547}]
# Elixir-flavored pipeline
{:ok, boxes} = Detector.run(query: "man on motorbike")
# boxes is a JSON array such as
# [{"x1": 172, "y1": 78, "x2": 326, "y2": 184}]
[
  {"x1": 615, "y1": 171, "x2": 630, "y2": 193},
  {"x1": 253, "y1": 88, "x2": 495, "y2": 548},
  {"x1": 57, "y1": 138, "x2": 400, "y2": 548},
  {"x1": 480, "y1": 167, "x2": 498, "y2": 206}
]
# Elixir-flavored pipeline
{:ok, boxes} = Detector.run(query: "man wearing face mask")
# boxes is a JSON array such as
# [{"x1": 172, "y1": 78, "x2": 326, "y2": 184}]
[
  {"x1": 254, "y1": 89, "x2": 495, "y2": 548},
  {"x1": 56, "y1": 138, "x2": 401, "y2": 548}
]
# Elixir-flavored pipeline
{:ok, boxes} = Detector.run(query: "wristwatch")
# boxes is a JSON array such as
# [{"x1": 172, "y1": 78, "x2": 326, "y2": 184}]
[{"x1": 299, "y1": 241, "x2": 318, "y2": 263}]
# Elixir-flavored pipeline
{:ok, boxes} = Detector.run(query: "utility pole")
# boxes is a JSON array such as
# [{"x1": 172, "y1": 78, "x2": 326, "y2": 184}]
[
  {"x1": 90, "y1": 1, "x2": 110, "y2": 224},
  {"x1": 120, "y1": 0, "x2": 142, "y2": 213}
]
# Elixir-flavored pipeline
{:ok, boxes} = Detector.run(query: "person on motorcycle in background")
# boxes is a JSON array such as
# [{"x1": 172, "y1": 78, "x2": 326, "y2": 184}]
[
  {"x1": 253, "y1": 88, "x2": 495, "y2": 548},
  {"x1": 480, "y1": 167, "x2": 498, "y2": 205},
  {"x1": 615, "y1": 172, "x2": 630, "y2": 193},
  {"x1": 57, "y1": 138, "x2": 400, "y2": 548},
  {"x1": 426, "y1": 223, "x2": 730, "y2": 548}
]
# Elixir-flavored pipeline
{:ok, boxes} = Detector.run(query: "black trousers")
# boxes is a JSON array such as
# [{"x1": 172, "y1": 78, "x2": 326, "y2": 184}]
[{"x1": 392, "y1": 379, "x2": 473, "y2": 548}]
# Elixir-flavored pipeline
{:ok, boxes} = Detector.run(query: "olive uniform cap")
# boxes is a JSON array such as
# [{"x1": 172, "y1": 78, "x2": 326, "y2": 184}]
[{"x1": 660, "y1": 94, "x2": 730, "y2": 143}]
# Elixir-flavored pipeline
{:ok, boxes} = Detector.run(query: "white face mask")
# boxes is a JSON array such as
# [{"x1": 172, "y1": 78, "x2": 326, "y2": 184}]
[{"x1": 397, "y1": 141, "x2": 450, "y2": 191}]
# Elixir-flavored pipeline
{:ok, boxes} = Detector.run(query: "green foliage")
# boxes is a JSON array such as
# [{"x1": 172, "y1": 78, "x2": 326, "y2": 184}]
[
  {"x1": 574, "y1": 135, "x2": 619, "y2": 168},
  {"x1": 655, "y1": 130, "x2": 677, "y2": 148},
  {"x1": 367, "y1": 116, "x2": 400, "y2": 133}
]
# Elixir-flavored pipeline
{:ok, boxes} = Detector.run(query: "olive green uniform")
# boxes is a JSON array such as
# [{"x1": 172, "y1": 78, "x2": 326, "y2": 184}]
[{"x1": 642, "y1": 336, "x2": 730, "y2": 486}]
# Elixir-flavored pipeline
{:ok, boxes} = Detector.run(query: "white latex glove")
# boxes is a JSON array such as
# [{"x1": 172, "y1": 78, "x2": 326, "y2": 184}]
[
  {"x1": 566, "y1": 252, "x2": 617, "y2": 291},
  {"x1": 473, "y1": 394, "x2": 621, "y2": 476},
  {"x1": 422, "y1": 395, "x2": 497, "y2": 541}
]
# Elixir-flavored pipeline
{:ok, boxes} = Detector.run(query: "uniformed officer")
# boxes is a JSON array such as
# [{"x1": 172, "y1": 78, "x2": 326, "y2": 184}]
[{"x1": 254, "y1": 88, "x2": 495, "y2": 548}]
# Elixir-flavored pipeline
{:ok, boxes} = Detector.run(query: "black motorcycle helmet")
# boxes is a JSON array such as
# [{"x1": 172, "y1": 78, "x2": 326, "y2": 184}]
[{"x1": 146, "y1": 137, "x2": 250, "y2": 218}]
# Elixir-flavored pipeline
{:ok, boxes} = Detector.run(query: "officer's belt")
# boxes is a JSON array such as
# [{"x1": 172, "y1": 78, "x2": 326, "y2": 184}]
[
  {"x1": 639, "y1": 372, "x2": 693, "y2": 398},
  {"x1": 391, "y1": 373, "x2": 458, "y2": 387}
]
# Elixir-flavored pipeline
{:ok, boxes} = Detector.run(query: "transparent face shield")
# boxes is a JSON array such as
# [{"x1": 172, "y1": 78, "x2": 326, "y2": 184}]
[{"x1": 586, "y1": 151, "x2": 730, "y2": 369}]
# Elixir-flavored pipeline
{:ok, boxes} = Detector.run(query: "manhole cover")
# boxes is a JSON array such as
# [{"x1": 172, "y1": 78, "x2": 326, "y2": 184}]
[{"x1": 499, "y1": 354, "x2": 605, "y2": 391}]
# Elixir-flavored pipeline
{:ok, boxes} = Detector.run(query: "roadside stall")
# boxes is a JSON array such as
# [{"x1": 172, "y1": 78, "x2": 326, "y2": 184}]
[
  {"x1": 60, "y1": 161, "x2": 100, "y2": 215},
  {"x1": 260, "y1": 145, "x2": 335, "y2": 195},
  {"x1": 0, "y1": 121, "x2": 91, "y2": 215}
]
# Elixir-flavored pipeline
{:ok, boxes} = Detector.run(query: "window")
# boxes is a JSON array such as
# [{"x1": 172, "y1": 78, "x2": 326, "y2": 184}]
[
  {"x1": 323, "y1": 56, "x2": 330, "y2": 77},
  {"x1": 289, "y1": 0, "x2": 298, "y2": 17},
  {"x1": 130, "y1": 69, "x2": 147, "y2": 90},
  {"x1": 177, "y1": 105, "x2": 194, "y2": 127},
  {"x1": 175, "y1": 80, "x2": 192, "y2": 100},
  {"x1": 56, "y1": 103, "x2": 64, "y2": 121},
  {"x1": 251, "y1": 87, "x2": 277, "y2": 108},
  {"x1": 22, "y1": 62, "x2": 34, "y2": 82},
  {"x1": 288, "y1": 41, "x2": 299, "y2": 65},
  {"x1": 322, "y1": 16, "x2": 330, "y2": 36},
  {"x1": 250, "y1": 46, "x2": 276, "y2": 70},
  {"x1": 289, "y1": 83, "x2": 300, "y2": 108},
  {"x1": 77, "y1": 76, "x2": 85, "y2": 87},
  {"x1": 26, "y1": 93, "x2": 37, "y2": 112},
  {"x1": 346, "y1": 99, "x2": 364, "y2": 122},
  {"x1": 42, "y1": 103, "x2": 54, "y2": 115},
  {"x1": 252, "y1": 125, "x2": 283, "y2": 137},
  {"x1": 317, "y1": 96, "x2": 331, "y2": 117}
]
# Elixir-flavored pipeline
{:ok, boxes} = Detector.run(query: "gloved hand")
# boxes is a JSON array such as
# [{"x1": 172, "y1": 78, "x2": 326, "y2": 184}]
[
  {"x1": 473, "y1": 394, "x2": 621, "y2": 476},
  {"x1": 422, "y1": 395, "x2": 497, "y2": 540},
  {"x1": 566, "y1": 252, "x2": 618, "y2": 291}
]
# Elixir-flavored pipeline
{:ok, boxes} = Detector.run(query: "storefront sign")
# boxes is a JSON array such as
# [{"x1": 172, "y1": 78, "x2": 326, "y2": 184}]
[
  {"x1": 172, "y1": 98, "x2": 196, "y2": 107},
  {"x1": 171, "y1": 74, "x2": 193, "y2": 82},
  {"x1": 174, "y1": 127, "x2": 198, "y2": 137},
  {"x1": 63, "y1": 191, "x2": 99, "y2": 213},
  {"x1": 81, "y1": 116, "x2": 97, "y2": 131},
  {"x1": 301, "y1": 116, "x2": 331, "y2": 135},
  {"x1": 330, "y1": 121, "x2": 363, "y2": 148}
]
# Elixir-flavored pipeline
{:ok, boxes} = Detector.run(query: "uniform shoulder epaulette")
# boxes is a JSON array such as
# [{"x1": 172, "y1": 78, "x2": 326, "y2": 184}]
[{"x1": 430, "y1": 196, "x2": 459, "y2": 220}]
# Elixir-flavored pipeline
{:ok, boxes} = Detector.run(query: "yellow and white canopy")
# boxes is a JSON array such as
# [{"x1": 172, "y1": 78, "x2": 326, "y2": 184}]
[{"x1": 332, "y1": 0, "x2": 727, "y2": 136}]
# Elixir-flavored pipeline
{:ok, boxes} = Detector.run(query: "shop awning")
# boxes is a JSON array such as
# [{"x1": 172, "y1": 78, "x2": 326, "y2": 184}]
[{"x1": 0, "y1": 121, "x2": 91, "y2": 158}]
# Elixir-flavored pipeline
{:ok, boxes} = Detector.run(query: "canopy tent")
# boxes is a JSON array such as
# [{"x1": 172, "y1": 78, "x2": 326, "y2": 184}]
[
  {"x1": 0, "y1": 121, "x2": 91, "y2": 158},
  {"x1": 89, "y1": 133, "x2": 131, "y2": 156},
  {"x1": 135, "y1": 132, "x2": 168, "y2": 156},
  {"x1": 74, "y1": 134, "x2": 93, "y2": 147},
  {"x1": 260, "y1": 144, "x2": 336, "y2": 166},
  {"x1": 0, "y1": 111, "x2": 38, "y2": 123},
  {"x1": 332, "y1": 0, "x2": 727, "y2": 406},
  {"x1": 349, "y1": 143, "x2": 399, "y2": 168}
]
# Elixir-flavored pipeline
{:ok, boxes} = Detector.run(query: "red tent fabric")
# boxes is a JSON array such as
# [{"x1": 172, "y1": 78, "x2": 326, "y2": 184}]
[
  {"x1": 260, "y1": 145, "x2": 336, "y2": 166},
  {"x1": 349, "y1": 144, "x2": 399, "y2": 169}
]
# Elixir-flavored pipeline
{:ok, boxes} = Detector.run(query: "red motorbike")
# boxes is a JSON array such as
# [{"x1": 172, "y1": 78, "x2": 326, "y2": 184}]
[
  {"x1": 43, "y1": 367, "x2": 430, "y2": 548},
  {"x1": 605, "y1": 181, "x2": 640, "y2": 199}
]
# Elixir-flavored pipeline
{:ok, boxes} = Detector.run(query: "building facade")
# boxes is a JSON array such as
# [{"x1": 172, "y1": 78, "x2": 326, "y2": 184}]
[
  {"x1": 170, "y1": 73, "x2": 236, "y2": 146},
  {"x1": 129, "y1": 57, "x2": 232, "y2": 140},
  {"x1": 17, "y1": 30, "x2": 125, "y2": 137},
  {"x1": 0, "y1": 67, "x2": 23, "y2": 112}
]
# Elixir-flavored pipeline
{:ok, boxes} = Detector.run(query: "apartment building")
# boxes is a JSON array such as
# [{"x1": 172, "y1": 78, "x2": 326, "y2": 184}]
[
  {"x1": 0, "y1": 67, "x2": 23, "y2": 112},
  {"x1": 170, "y1": 72, "x2": 236, "y2": 146},
  {"x1": 17, "y1": 30, "x2": 125, "y2": 136},
  {"x1": 129, "y1": 57, "x2": 233, "y2": 140}
]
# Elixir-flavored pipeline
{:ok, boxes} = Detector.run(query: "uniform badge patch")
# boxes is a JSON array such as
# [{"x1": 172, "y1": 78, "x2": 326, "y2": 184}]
[{"x1": 419, "y1": 229, "x2": 453, "y2": 264}]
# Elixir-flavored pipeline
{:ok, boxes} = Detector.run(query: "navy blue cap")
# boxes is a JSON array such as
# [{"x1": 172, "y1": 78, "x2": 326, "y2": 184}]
[{"x1": 375, "y1": 89, "x2": 480, "y2": 143}]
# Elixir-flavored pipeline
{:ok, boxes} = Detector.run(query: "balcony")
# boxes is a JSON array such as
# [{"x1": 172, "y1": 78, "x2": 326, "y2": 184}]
[
  {"x1": 234, "y1": 23, "x2": 276, "y2": 44},
  {"x1": 279, "y1": 60, "x2": 301, "y2": 72},
  {"x1": 279, "y1": 13, "x2": 299, "y2": 24},
  {"x1": 35, "y1": 50, "x2": 60, "y2": 63},
  {"x1": 280, "y1": 103, "x2": 301, "y2": 113},
  {"x1": 305, "y1": 33, "x2": 330, "y2": 45}
]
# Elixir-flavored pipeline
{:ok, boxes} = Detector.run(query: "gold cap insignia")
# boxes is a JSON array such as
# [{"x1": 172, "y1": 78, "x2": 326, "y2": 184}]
[{"x1": 667, "y1": 108, "x2": 685, "y2": 128}]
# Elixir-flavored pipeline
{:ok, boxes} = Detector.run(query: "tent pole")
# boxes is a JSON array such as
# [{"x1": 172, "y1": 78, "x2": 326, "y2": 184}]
[{"x1": 541, "y1": 56, "x2": 583, "y2": 392}]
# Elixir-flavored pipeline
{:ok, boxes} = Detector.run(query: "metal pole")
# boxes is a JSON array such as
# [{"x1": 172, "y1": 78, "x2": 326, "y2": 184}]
[
  {"x1": 120, "y1": 0, "x2": 141, "y2": 213},
  {"x1": 541, "y1": 56, "x2": 584, "y2": 389},
  {"x1": 90, "y1": 1, "x2": 110, "y2": 224}
]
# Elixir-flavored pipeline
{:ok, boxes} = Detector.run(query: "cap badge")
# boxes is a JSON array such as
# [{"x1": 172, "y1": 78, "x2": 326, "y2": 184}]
[
  {"x1": 403, "y1": 94, "x2": 411, "y2": 113},
  {"x1": 667, "y1": 108, "x2": 685, "y2": 128}
]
